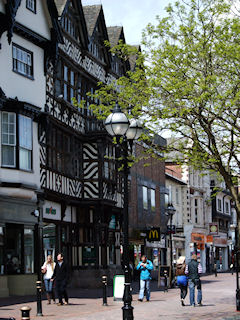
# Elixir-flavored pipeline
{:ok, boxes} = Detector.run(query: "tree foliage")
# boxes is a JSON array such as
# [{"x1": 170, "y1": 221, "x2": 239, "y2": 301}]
[{"x1": 83, "y1": 0, "x2": 240, "y2": 216}]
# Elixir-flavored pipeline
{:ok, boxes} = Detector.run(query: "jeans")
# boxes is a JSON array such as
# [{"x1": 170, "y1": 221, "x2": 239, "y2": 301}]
[
  {"x1": 55, "y1": 279, "x2": 68, "y2": 304},
  {"x1": 139, "y1": 279, "x2": 150, "y2": 301},
  {"x1": 179, "y1": 285, "x2": 188, "y2": 299},
  {"x1": 189, "y1": 279, "x2": 202, "y2": 305},
  {"x1": 44, "y1": 279, "x2": 53, "y2": 293}
]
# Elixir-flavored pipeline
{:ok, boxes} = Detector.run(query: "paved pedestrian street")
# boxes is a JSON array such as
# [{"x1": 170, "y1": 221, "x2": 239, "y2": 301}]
[{"x1": 0, "y1": 273, "x2": 239, "y2": 320}]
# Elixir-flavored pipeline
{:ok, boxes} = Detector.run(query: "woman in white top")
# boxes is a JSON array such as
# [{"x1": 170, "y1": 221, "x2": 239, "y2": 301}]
[{"x1": 41, "y1": 255, "x2": 56, "y2": 304}]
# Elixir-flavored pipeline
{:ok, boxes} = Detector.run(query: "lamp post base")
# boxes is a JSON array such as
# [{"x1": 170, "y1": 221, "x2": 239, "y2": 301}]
[{"x1": 122, "y1": 305, "x2": 134, "y2": 320}]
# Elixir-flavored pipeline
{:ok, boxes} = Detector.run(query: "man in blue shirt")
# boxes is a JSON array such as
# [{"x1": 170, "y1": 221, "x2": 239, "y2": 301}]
[{"x1": 136, "y1": 255, "x2": 154, "y2": 301}]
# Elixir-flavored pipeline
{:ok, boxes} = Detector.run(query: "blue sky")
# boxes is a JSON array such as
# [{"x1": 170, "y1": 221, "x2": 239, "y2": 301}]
[{"x1": 81, "y1": 0, "x2": 173, "y2": 45}]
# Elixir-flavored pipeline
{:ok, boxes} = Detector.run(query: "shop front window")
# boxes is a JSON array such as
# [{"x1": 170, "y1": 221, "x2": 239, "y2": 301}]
[
  {"x1": 24, "y1": 229, "x2": 34, "y2": 273},
  {"x1": 0, "y1": 227, "x2": 4, "y2": 274},
  {"x1": 5, "y1": 224, "x2": 23, "y2": 274},
  {"x1": 43, "y1": 223, "x2": 56, "y2": 260}
]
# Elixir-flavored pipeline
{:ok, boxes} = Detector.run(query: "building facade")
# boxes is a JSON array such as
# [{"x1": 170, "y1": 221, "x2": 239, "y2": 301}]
[
  {"x1": 129, "y1": 137, "x2": 167, "y2": 275},
  {"x1": 0, "y1": 0, "x2": 136, "y2": 296},
  {"x1": 165, "y1": 166, "x2": 187, "y2": 264},
  {"x1": 0, "y1": 0, "x2": 62, "y2": 296}
]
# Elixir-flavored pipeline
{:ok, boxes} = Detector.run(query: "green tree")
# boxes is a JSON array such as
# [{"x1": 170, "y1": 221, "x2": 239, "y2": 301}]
[{"x1": 87, "y1": 0, "x2": 240, "y2": 226}]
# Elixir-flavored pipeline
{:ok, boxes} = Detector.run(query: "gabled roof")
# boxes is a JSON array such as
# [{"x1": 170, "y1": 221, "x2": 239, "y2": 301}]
[
  {"x1": 129, "y1": 45, "x2": 141, "y2": 71},
  {"x1": 54, "y1": 0, "x2": 68, "y2": 17},
  {"x1": 55, "y1": 0, "x2": 88, "y2": 50},
  {"x1": 107, "y1": 26, "x2": 123, "y2": 47},
  {"x1": 83, "y1": 5, "x2": 102, "y2": 37}
]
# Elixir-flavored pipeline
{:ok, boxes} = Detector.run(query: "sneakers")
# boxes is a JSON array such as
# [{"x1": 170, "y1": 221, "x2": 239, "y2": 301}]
[
  {"x1": 64, "y1": 301, "x2": 69, "y2": 305},
  {"x1": 198, "y1": 302, "x2": 203, "y2": 306},
  {"x1": 138, "y1": 299, "x2": 143, "y2": 302},
  {"x1": 57, "y1": 302, "x2": 63, "y2": 306}
]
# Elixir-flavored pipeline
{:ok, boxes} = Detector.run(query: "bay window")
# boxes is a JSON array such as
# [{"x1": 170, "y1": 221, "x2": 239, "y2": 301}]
[{"x1": 1, "y1": 112, "x2": 33, "y2": 170}]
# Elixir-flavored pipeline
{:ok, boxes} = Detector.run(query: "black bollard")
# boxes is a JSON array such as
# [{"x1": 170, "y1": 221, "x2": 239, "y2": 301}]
[
  {"x1": 20, "y1": 306, "x2": 31, "y2": 320},
  {"x1": 36, "y1": 281, "x2": 43, "y2": 316},
  {"x1": 214, "y1": 264, "x2": 217, "y2": 277},
  {"x1": 102, "y1": 275, "x2": 108, "y2": 306}
]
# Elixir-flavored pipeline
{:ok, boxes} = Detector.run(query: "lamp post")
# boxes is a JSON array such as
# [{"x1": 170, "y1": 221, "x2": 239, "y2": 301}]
[
  {"x1": 165, "y1": 203, "x2": 176, "y2": 288},
  {"x1": 105, "y1": 103, "x2": 142, "y2": 320}
]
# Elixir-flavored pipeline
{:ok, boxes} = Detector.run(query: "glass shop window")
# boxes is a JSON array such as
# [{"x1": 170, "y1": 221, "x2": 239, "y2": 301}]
[
  {"x1": 24, "y1": 229, "x2": 34, "y2": 273},
  {"x1": 0, "y1": 227, "x2": 4, "y2": 274}
]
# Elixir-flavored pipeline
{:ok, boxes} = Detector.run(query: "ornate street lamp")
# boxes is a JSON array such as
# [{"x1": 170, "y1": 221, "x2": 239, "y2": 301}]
[
  {"x1": 166, "y1": 203, "x2": 176, "y2": 288},
  {"x1": 105, "y1": 103, "x2": 143, "y2": 320}
]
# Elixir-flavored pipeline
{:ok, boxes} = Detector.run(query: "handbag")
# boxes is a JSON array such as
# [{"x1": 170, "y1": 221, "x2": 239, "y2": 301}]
[{"x1": 41, "y1": 267, "x2": 47, "y2": 274}]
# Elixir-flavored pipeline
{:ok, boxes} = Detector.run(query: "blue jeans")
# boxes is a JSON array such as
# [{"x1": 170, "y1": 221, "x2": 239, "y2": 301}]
[
  {"x1": 44, "y1": 279, "x2": 53, "y2": 293},
  {"x1": 189, "y1": 279, "x2": 202, "y2": 305},
  {"x1": 139, "y1": 279, "x2": 150, "y2": 300}
]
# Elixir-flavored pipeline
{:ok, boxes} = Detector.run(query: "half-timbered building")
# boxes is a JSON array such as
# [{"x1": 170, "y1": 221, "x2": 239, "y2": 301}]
[
  {"x1": 0, "y1": 0, "x2": 62, "y2": 296},
  {"x1": 39, "y1": 1, "x2": 129, "y2": 287}
]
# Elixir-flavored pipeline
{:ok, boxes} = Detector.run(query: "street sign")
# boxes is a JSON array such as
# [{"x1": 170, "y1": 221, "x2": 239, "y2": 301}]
[
  {"x1": 167, "y1": 225, "x2": 176, "y2": 235},
  {"x1": 147, "y1": 228, "x2": 161, "y2": 242}
]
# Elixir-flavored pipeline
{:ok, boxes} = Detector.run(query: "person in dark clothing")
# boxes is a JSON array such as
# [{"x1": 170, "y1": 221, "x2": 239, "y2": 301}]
[
  {"x1": 51, "y1": 253, "x2": 69, "y2": 306},
  {"x1": 185, "y1": 254, "x2": 203, "y2": 307}
]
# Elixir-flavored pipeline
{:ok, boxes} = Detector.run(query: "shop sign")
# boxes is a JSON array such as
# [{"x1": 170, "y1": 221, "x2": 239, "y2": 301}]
[
  {"x1": 191, "y1": 233, "x2": 205, "y2": 244},
  {"x1": 214, "y1": 237, "x2": 227, "y2": 246},
  {"x1": 206, "y1": 235, "x2": 213, "y2": 243},
  {"x1": 45, "y1": 207, "x2": 56, "y2": 215},
  {"x1": 147, "y1": 228, "x2": 160, "y2": 242},
  {"x1": 209, "y1": 223, "x2": 218, "y2": 235}
]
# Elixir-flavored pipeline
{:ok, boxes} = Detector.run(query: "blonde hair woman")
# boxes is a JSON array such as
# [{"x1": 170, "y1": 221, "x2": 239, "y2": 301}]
[{"x1": 41, "y1": 255, "x2": 56, "y2": 304}]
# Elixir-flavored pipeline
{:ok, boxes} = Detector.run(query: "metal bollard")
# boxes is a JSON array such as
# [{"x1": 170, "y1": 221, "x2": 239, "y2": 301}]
[
  {"x1": 214, "y1": 264, "x2": 217, "y2": 277},
  {"x1": 102, "y1": 275, "x2": 108, "y2": 306},
  {"x1": 36, "y1": 281, "x2": 43, "y2": 316},
  {"x1": 20, "y1": 306, "x2": 31, "y2": 320}
]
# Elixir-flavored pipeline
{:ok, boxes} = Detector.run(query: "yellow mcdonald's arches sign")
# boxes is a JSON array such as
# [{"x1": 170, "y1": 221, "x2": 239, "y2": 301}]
[{"x1": 147, "y1": 228, "x2": 160, "y2": 242}]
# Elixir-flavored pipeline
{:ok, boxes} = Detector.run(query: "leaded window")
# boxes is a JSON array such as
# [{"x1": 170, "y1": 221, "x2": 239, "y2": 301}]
[{"x1": 12, "y1": 44, "x2": 33, "y2": 78}]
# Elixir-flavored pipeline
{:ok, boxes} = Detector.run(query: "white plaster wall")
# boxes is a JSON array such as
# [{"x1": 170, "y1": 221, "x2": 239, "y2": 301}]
[
  {"x1": 166, "y1": 178, "x2": 185, "y2": 228},
  {"x1": 63, "y1": 206, "x2": 72, "y2": 222},
  {"x1": 0, "y1": 118, "x2": 41, "y2": 188},
  {"x1": 0, "y1": 33, "x2": 46, "y2": 109},
  {"x1": 16, "y1": 0, "x2": 51, "y2": 40}
]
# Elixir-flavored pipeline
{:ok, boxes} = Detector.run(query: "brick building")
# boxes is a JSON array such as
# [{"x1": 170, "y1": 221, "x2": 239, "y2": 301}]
[{"x1": 129, "y1": 136, "x2": 167, "y2": 272}]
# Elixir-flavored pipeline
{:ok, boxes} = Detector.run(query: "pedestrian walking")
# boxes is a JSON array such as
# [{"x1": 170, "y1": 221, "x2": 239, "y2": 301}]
[
  {"x1": 185, "y1": 254, "x2": 203, "y2": 307},
  {"x1": 51, "y1": 253, "x2": 69, "y2": 306},
  {"x1": 136, "y1": 255, "x2": 153, "y2": 302},
  {"x1": 41, "y1": 255, "x2": 56, "y2": 304},
  {"x1": 176, "y1": 256, "x2": 188, "y2": 306}
]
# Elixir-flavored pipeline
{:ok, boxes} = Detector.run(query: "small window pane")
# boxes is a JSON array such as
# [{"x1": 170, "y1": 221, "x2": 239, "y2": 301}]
[
  {"x1": 19, "y1": 148, "x2": 31, "y2": 171},
  {"x1": 2, "y1": 146, "x2": 15, "y2": 166},
  {"x1": 151, "y1": 189, "x2": 156, "y2": 211},
  {"x1": 143, "y1": 186, "x2": 148, "y2": 210}
]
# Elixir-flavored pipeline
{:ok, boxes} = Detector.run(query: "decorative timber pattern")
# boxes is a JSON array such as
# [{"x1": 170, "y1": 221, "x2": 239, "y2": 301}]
[
  {"x1": 59, "y1": 36, "x2": 116, "y2": 84},
  {"x1": 39, "y1": 124, "x2": 82, "y2": 198},
  {"x1": 83, "y1": 143, "x2": 99, "y2": 198},
  {"x1": 45, "y1": 63, "x2": 85, "y2": 133},
  {"x1": 102, "y1": 181, "x2": 117, "y2": 202}
]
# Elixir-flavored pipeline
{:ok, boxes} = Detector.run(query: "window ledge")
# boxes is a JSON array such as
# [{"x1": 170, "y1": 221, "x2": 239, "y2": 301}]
[{"x1": 12, "y1": 70, "x2": 34, "y2": 81}]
